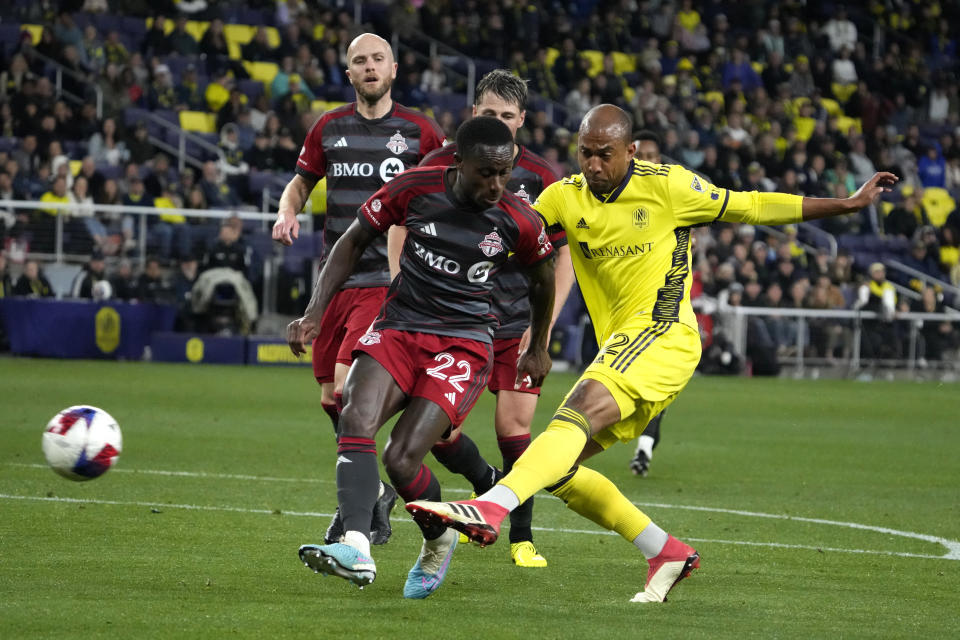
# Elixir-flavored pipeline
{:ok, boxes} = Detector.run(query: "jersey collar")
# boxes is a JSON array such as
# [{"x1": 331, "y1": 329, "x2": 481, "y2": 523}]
[{"x1": 590, "y1": 159, "x2": 636, "y2": 204}]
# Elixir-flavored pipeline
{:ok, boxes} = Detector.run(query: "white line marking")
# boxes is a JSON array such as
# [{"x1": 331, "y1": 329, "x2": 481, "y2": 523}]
[{"x1": 6, "y1": 463, "x2": 958, "y2": 561}]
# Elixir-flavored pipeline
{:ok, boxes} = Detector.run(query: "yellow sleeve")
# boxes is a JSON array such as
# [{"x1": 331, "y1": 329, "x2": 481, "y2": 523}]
[
  {"x1": 665, "y1": 164, "x2": 804, "y2": 227},
  {"x1": 532, "y1": 180, "x2": 565, "y2": 231},
  {"x1": 665, "y1": 164, "x2": 732, "y2": 226}
]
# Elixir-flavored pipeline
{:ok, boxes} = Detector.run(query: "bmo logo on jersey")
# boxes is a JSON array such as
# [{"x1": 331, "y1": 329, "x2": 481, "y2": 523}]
[
  {"x1": 329, "y1": 162, "x2": 375, "y2": 177},
  {"x1": 412, "y1": 241, "x2": 495, "y2": 283}
]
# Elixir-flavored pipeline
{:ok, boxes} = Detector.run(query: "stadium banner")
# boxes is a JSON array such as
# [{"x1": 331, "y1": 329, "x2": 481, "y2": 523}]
[
  {"x1": 150, "y1": 332, "x2": 246, "y2": 365},
  {"x1": 0, "y1": 298, "x2": 176, "y2": 360},
  {"x1": 246, "y1": 336, "x2": 313, "y2": 366}
]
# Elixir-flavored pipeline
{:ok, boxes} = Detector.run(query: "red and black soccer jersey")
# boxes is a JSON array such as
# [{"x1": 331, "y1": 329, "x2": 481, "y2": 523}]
[
  {"x1": 419, "y1": 142, "x2": 565, "y2": 337},
  {"x1": 357, "y1": 165, "x2": 555, "y2": 344},
  {"x1": 296, "y1": 102, "x2": 446, "y2": 288}
]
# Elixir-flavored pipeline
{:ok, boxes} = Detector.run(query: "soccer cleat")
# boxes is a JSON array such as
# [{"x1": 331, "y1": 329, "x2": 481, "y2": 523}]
[
  {"x1": 299, "y1": 542, "x2": 376, "y2": 588},
  {"x1": 370, "y1": 482, "x2": 398, "y2": 545},
  {"x1": 510, "y1": 541, "x2": 547, "y2": 568},
  {"x1": 403, "y1": 528, "x2": 458, "y2": 599},
  {"x1": 629, "y1": 451, "x2": 651, "y2": 477},
  {"x1": 323, "y1": 508, "x2": 344, "y2": 544},
  {"x1": 630, "y1": 535, "x2": 699, "y2": 603},
  {"x1": 406, "y1": 499, "x2": 508, "y2": 547}
]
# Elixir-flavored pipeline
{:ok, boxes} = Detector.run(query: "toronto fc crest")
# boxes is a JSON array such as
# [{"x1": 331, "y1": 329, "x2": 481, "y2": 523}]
[
  {"x1": 514, "y1": 184, "x2": 531, "y2": 203},
  {"x1": 479, "y1": 231, "x2": 504, "y2": 257},
  {"x1": 386, "y1": 131, "x2": 408, "y2": 154}
]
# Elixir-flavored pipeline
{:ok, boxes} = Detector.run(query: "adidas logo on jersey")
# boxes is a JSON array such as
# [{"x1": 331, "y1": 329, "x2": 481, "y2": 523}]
[
  {"x1": 334, "y1": 137, "x2": 348, "y2": 147},
  {"x1": 576, "y1": 218, "x2": 590, "y2": 229},
  {"x1": 421, "y1": 222, "x2": 438, "y2": 236},
  {"x1": 445, "y1": 392, "x2": 457, "y2": 405}
]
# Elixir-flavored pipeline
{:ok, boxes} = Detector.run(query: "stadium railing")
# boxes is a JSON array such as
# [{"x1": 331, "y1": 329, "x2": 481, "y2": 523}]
[{"x1": 718, "y1": 305, "x2": 960, "y2": 377}]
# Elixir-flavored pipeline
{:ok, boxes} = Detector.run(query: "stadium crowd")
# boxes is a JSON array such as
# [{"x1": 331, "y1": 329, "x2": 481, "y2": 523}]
[{"x1": 0, "y1": 0, "x2": 958, "y2": 362}]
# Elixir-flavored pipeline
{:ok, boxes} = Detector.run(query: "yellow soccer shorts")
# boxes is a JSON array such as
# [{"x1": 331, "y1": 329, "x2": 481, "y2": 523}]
[{"x1": 569, "y1": 320, "x2": 701, "y2": 450}]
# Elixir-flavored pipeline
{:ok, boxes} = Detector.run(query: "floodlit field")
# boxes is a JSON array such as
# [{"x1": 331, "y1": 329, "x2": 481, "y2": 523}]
[{"x1": 1, "y1": 358, "x2": 958, "y2": 639}]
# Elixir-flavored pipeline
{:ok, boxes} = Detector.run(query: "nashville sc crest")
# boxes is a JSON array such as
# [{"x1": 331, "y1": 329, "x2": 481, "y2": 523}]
[{"x1": 479, "y1": 231, "x2": 504, "y2": 257}]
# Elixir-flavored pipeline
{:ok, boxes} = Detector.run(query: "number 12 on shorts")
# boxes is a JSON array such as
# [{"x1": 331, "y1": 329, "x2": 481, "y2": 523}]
[{"x1": 426, "y1": 352, "x2": 472, "y2": 403}]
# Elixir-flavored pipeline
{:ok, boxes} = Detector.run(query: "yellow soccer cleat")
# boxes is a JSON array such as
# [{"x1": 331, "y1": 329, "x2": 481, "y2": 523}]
[{"x1": 511, "y1": 541, "x2": 547, "y2": 568}]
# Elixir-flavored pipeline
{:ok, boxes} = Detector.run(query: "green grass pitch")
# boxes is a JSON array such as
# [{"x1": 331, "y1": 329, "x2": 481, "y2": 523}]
[{"x1": 1, "y1": 358, "x2": 958, "y2": 639}]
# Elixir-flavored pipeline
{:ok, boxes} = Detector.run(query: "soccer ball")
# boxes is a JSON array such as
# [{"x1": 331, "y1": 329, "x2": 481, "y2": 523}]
[
  {"x1": 92, "y1": 279, "x2": 113, "y2": 301},
  {"x1": 42, "y1": 406, "x2": 123, "y2": 481}
]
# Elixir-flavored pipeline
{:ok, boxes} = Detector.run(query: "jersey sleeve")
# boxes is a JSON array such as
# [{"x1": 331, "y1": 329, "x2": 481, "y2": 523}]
[
  {"x1": 664, "y1": 164, "x2": 731, "y2": 226},
  {"x1": 511, "y1": 200, "x2": 555, "y2": 267},
  {"x1": 418, "y1": 115, "x2": 448, "y2": 159},
  {"x1": 357, "y1": 181, "x2": 407, "y2": 233},
  {"x1": 532, "y1": 181, "x2": 567, "y2": 245},
  {"x1": 295, "y1": 115, "x2": 326, "y2": 180}
]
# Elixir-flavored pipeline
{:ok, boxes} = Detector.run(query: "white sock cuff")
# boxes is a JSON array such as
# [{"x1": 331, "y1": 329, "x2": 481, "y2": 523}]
[
  {"x1": 343, "y1": 530, "x2": 371, "y2": 556},
  {"x1": 633, "y1": 522, "x2": 669, "y2": 559},
  {"x1": 479, "y1": 484, "x2": 520, "y2": 512}
]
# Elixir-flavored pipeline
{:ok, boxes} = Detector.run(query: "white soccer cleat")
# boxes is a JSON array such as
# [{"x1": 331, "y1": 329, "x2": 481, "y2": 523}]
[{"x1": 630, "y1": 535, "x2": 700, "y2": 603}]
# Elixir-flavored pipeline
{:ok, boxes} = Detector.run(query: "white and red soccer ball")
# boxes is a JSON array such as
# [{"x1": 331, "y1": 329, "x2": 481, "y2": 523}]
[{"x1": 42, "y1": 406, "x2": 122, "y2": 481}]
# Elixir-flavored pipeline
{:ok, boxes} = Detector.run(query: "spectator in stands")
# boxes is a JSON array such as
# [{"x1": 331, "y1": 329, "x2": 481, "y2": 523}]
[
  {"x1": 147, "y1": 64, "x2": 177, "y2": 111},
  {"x1": 199, "y1": 18, "x2": 229, "y2": 72},
  {"x1": 142, "y1": 16, "x2": 172, "y2": 58},
  {"x1": 70, "y1": 249, "x2": 108, "y2": 299},
  {"x1": 136, "y1": 257, "x2": 169, "y2": 302},
  {"x1": 855, "y1": 262, "x2": 899, "y2": 362},
  {"x1": 318, "y1": 47, "x2": 347, "y2": 98},
  {"x1": 205, "y1": 69, "x2": 233, "y2": 113},
  {"x1": 109, "y1": 258, "x2": 137, "y2": 301},
  {"x1": 126, "y1": 121, "x2": 155, "y2": 165},
  {"x1": 89, "y1": 117, "x2": 129, "y2": 166},
  {"x1": 12, "y1": 134, "x2": 41, "y2": 177},
  {"x1": 217, "y1": 88, "x2": 248, "y2": 131},
  {"x1": 917, "y1": 144, "x2": 947, "y2": 189},
  {"x1": 199, "y1": 161, "x2": 241, "y2": 209},
  {"x1": 552, "y1": 37, "x2": 587, "y2": 90},
  {"x1": 171, "y1": 253, "x2": 199, "y2": 330},
  {"x1": 103, "y1": 31, "x2": 129, "y2": 66},
  {"x1": 175, "y1": 64, "x2": 205, "y2": 111},
  {"x1": 915, "y1": 285, "x2": 956, "y2": 363},
  {"x1": 245, "y1": 131, "x2": 276, "y2": 172},
  {"x1": 97, "y1": 63, "x2": 130, "y2": 118},
  {"x1": 822, "y1": 8, "x2": 857, "y2": 53},
  {"x1": 243, "y1": 26, "x2": 277, "y2": 62},
  {"x1": 564, "y1": 78, "x2": 594, "y2": 128},
  {"x1": 722, "y1": 49, "x2": 762, "y2": 92},
  {"x1": 13, "y1": 259, "x2": 54, "y2": 297},
  {"x1": 167, "y1": 16, "x2": 199, "y2": 57},
  {"x1": 0, "y1": 251, "x2": 12, "y2": 300},
  {"x1": 420, "y1": 57, "x2": 451, "y2": 95},
  {"x1": 0, "y1": 54, "x2": 34, "y2": 101}
]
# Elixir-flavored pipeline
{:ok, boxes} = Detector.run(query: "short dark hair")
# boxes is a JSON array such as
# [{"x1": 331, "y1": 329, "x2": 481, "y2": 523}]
[
  {"x1": 634, "y1": 129, "x2": 662, "y2": 148},
  {"x1": 475, "y1": 69, "x2": 528, "y2": 110},
  {"x1": 456, "y1": 116, "x2": 514, "y2": 159}
]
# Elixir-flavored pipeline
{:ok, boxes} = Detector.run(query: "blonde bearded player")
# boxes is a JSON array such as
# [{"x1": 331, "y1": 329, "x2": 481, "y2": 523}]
[{"x1": 406, "y1": 104, "x2": 898, "y2": 602}]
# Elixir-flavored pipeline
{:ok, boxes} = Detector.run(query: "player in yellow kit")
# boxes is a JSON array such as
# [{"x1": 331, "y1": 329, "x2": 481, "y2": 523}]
[{"x1": 407, "y1": 104, "x2": 897, "y2": 603}]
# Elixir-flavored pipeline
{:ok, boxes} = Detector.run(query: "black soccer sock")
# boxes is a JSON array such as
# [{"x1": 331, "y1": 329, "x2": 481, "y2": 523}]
[
  {"x1": 499, "y1": 434, "x2": 535, "y2": 543},
  {"x1": 643, "y1": 410, "x2": 665, "y2": 449},
  {"x1": 431, "y1": 432, "x2": 496, "y2": 495},
  {"x1": 396, "y1": 463, "x2": 446, "y2": 540},
  {"x1": 335, "y1": 436, "x2": 380, "y2": 537}
]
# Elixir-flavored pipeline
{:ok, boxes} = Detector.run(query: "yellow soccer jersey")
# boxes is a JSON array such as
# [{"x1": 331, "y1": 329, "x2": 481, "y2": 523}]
[{"x1": 534, "y1": 159, "x2": 802, "y2": 342}]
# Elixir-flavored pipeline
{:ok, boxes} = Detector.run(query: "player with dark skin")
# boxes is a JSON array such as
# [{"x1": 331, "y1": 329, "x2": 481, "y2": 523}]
[{"x1": 288, "y1": 119, "x2": 556, "y2": 595}]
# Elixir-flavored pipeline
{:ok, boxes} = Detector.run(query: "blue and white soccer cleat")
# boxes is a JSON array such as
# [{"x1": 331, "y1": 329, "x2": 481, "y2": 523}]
[
  {"x1": 299, "y1": 542, "x2": 376, "y2": 588},
  {"x1": 403, "y1": 528, "x2": 458, "y2": 599}
]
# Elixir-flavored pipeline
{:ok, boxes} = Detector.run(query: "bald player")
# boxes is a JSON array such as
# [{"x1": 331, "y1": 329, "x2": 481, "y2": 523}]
[
  {"x1": 273, "y1": 33, "x2": 447, "y2": 546},
  {"x1": 407, "y1": 104, "x2": 897, "y2": 602}
]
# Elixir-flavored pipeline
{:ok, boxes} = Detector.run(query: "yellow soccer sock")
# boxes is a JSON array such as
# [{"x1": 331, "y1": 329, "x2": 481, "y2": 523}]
[
  {"x1": 498, "y1": 407, "x2": 590, "y2": 504},
  {"x1": 547, "y1": 466, "x2": 652, "y2": 542}
]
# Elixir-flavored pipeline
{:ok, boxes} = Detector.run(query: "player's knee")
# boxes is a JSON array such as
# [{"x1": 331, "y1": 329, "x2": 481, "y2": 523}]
[
  {"x1": 337, "y1": 402, "x2": 378, "y2": 439},
  {"x1": 381, "y1": 441, "x2": 420, "y2": 487},
  {"x1": 494, "y1": 416, "x2": 531, "y2": 438}
]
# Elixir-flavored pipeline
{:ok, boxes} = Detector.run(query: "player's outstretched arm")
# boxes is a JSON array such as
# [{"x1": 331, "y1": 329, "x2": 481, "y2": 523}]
[
  {"x1": 802, "y1": 172, "x2": 898, "y2": 220},
  {"x1": 516, "y1": 254, "x2": 557, "y2": 389},
  {"x1": 273, "y1": 173, "x2": 318, "y2": 246},
  {"x1": 286, "y1": 220, "x2": 378, "y2": 355}
]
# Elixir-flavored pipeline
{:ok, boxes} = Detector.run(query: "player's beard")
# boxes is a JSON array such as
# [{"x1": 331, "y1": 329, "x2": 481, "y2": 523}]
[{"x1": 354, "y1": 76, "x2": 393, "y2": 105}]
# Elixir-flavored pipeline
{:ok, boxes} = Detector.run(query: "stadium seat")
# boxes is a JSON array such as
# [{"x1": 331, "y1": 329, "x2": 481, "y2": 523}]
[
  {"x1": 237, "y1": 79, "x2": 265, "y2": 102},
  {"x1": 793, "y1": 116, "x2": 816, "y2": 142},
  {"x1": 186, "y1": 20, "x2": 210, "y2": 42},
  {"x1": 0, "y1": 25, "x2": 21, "y2": 55},
  {"x1": 582, "y1": 50, "x2": 604, "y2": 77},
  {"x1": 21, "y1": 24, "x2": 42, "y2": 44},
  {"x1": 835, "y1": 115, "x2": 862, "y2": 135},
  {"x1": 178, "y1": 111, "x2": 217, "y2": 134},
  {"x1": 704, "y1": 91, "x2": 724, "y2": 107},
  {"x1": 224, "y1": 24, "x2": 256, "y2": 59},
  {"x1": 921, "y1": 187, "x2": 956, "y2": 228},
  {"x1": 544, "y1": 47, "x2": 560, "y2": 68},
  {"x1": 144, "y1": 17, "x2": 176, "y2": 35},
  {"x1": 611, "y1": 51, "x2": 636, "y2": 75},
  {"x1": 820, "y1": 97, "x2": 843, "y2": 117},
  {"x1": 242, "y1": 61, "x2": 280, "y2": 86},
  {"x1": 832, "y1": 82, "x2": 857, "y2": 103}
]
